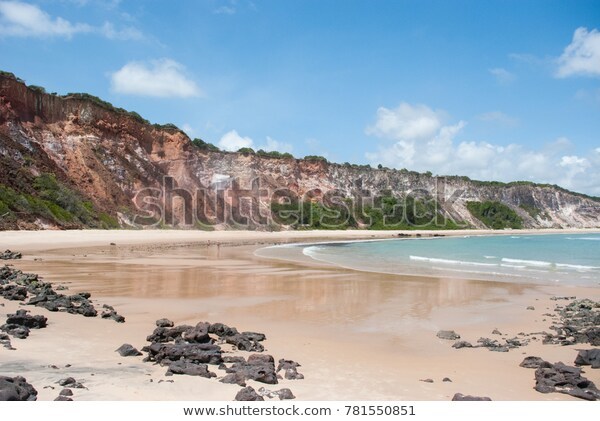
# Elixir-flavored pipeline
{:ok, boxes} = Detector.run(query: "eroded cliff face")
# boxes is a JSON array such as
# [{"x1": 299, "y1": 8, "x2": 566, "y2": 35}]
[{"x1": 0, "y1": 73, "x2": 598, "y2": 230}]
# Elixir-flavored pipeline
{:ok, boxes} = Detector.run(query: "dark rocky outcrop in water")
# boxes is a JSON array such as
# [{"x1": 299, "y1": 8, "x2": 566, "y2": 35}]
[{"x1": 0, "y1": 376, "x2": 38, "y2": 401}]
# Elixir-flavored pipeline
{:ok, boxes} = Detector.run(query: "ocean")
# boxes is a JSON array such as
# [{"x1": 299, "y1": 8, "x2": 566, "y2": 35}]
[{"x1": 294, "y1": 233, "x2": 600, "y2": 286}]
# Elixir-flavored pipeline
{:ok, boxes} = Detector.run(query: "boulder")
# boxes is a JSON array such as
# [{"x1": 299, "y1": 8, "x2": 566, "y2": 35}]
[
  {"x1": 115, "y1": 343, "x2": 142, "y2": 357},
  {"x1": 0, "y1": 250, "x2": 22, "y2": 260},
  {"x1": 534, "y1": 361, "x2": 600, "y2": 400},
  {"x1": 437, "y1": 330, "x2": 460, "y2": 340},
  {"x1": 156, "y1": 318, "x2": 174, "y2": 328},
  {"x1": 235, "y1": 386, "x2": 264, "y2": 401},
  {"x1": 452, "y1": 341, "x2": 473, "y2": 349},
  {"x1": 574, "y1": 349, "x2": 600, "y2": 369},
  {"x1": 520, "y1": 356, "x2": 546, "y2": 369},
  {"x1": 452, "y1": 393, "x2": 491, "y2": 401},
  {"x1": 166, "y1": 360, "x2": 216, "y2": 378},
  {"x1": 6, "y1": 309, "x2": 47, "y2": 329},
  {"x1": 0, "y1": 376, "x2": 38, "y2": 401}
]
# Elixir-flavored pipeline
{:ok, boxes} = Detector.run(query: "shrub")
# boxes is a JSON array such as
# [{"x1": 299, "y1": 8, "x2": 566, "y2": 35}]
[{"x1": 466, "y1": 201, "x2": 523, "y2": 229}]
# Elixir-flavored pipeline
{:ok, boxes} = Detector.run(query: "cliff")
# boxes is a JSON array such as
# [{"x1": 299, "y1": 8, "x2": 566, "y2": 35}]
[{"x1": 0, "y1": 72, "x2": 599, "y2": 230}]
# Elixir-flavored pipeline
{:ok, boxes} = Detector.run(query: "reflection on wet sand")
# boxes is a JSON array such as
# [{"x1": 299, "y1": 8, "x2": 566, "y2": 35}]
[{"x1": 14, "y1": 243, "x2": 532, "y2": 335}]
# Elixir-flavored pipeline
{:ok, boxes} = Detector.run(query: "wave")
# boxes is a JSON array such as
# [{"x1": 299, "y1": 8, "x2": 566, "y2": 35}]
[
  {"x1": 484, "y1": 255, "x2": 497, "y2": 259},
  {"x1": 566, "y1": 237, "x2": 600, "y2": 241},
  {"x1": 555, "y1": 263, "x2": 600, "y2": 271},
  {"x1": 501, "y1": 258, "x2": 553, "y2": 267},
  {"x1": 410, "y1": 255, "x2": 497, "y2": 267}
]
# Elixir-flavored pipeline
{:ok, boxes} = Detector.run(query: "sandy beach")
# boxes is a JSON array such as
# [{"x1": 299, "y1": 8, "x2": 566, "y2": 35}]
[{"x1": 1, "y1": 228, "x2": 599, "y2": 401}]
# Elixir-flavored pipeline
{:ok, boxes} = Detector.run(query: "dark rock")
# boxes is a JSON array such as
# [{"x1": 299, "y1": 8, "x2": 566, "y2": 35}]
[
  {"x1": 225, "y1": 353, "x2": 278, "y2": 385},
  {"x1": 0, "y1": 250, "x2": 22, "y2": 260},
  {"x1": 54, "y1": 395, "x2": 73, "y2": 401},
  {"x1": 443, "y1": 377, "x2": 452, "y2": 382},
  {"x1": 527, "y1": 306, "x2": 535, "y2": 310},
  {"x1": 220, "y1": 372, "x2": 247, "y2": 387},
  {"x1": 0, "y1": 285, "x2": 28, "y2": 301},
  {"x1": 0, "y1": 376, "x2": 38, "y2": 401},
  {"x1": 183, "y1": 322, "x2": 211, "y2": 343},
  {"x1": 166, "y1": 360, "x2": 216, "y2": 378},
  {"x1": 534, "y1": 361, "x2": 600, "y2": 400},
  {"x1": 575, "y1": 349, "x2": 600, "y2": 369},
  {"x1": 146, "y1": 325, "x2": 194, "y2": 343},
  {"x1": 57, "y1": 377, "x2": 84, "y2": 389},
  {"x1": 452, "y1": 341, "x2": 473, "y2": 349},
  {"x1": 209, "y1": 322, "x2": 239, "y2": 337},
  {"x1": 492, "y1": 329, "x2": 502, "y2": 335},
  {"x1": 520, "y1": 356, "x2": 547, "y2": 369},
  {"x1": 276, "y1": 388, "x2": 295, "y2": 400},
  {"x1": 420, "y1": 379, "x2": 434, "y2": 383},
  {"x1": 222, "y1": 356, "x2": 246, "y2": 364},
  {"x1": 101, "y1": 306, "x2": 125, "y2": 323},
  {"x1": 452, "y1": 393, "x2": 492, "y2": 401},
  {"x1": 146, "y1": 342, "x2": 222, "y2": 365},
  {"x1": 156, "y1": 318, "x2": 174, "y2": 328},
  {"x1": 115, "y1": 343, "x2": 142, "y2": 357},
  {"x1": 6, "y1": 309, "x2": 47, "y2": 329},
  {"x1": 437, "y1": 330, "x2": 460, "y2": 340},
  {"x1": 59, "y1": 388, "x2": 73, "y2": 396},
  {"x1": 235, "y1": 386, "x2": 264, "y2": 401},
  {"x1": 1, "y1": 324, "x2": 30, "y2": 339},
  {"x1": 225, "y1": 333, "x2": 265, "y2": 352}
]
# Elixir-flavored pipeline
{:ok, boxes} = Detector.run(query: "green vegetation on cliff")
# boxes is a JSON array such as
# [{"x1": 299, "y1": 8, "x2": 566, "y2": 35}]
[
  {"x1": 0, "y1": 173, "x2": 118, "y2": 229},
  {"x1": 466, "y1": 200, "x2": 523, "y2": 229}
]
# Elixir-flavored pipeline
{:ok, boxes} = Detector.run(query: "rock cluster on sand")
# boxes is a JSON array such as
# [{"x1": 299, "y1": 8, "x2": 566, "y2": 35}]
[
  {"x1": 0, "y1": 264, "x2": 124, "y2": 322},
  {"x1": 0, "y1": 376, "x2": 37, "y2": 401},
  {"x1": 520, "y1": 356, "x2": 600, "y2": 400},
  {"x1": 0, "y1": 250, "x2": 21, "y2": 260},
  {"x1": 542, "y1": 299, "x2": 600, "y2": 346},
  {"x1": 141, "y1": 318, "x2": 303, "y2": 400},
  {"x1": 1, "y1": 309, "x2": 47, "y2": 340}
]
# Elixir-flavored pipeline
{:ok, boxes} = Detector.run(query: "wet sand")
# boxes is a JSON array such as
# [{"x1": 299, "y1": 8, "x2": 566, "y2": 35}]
[{"x1": 0, "y1": 229, "x2": 599, "y2": 401}]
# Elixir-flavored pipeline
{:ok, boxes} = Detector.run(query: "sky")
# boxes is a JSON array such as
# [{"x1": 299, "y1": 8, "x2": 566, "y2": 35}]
[{"x1": 1, "y1": 0, "x2": 599, "y2": 195}]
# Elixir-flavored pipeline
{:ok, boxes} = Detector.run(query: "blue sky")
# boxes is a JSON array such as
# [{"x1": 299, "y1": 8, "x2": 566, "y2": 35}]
[{"x1": 1, "y1": 0, "x2": 599, "y2": 194}]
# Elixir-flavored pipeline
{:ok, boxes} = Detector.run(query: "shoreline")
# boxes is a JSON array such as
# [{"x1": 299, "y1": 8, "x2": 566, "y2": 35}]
[{"x1": 1, "y1": 229, "x2": 599, "y2": 401}]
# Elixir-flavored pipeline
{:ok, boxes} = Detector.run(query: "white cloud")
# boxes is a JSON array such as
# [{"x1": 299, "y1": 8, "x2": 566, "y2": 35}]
[
  {"x1": 0, "y1": 1, "x2": 142, "y2": 40},
  {"x1": 218, "y1": 130, "x2": 254, "y2": 151},
  {"x1": 181, "y1": 123, "x2": 195, "y2": 137},
  {"x1": 0, "y1": 0, "x2": 92, "y2": 37},
  {"x1": 365, "y1": 102, "x2": 600, "y2": 195},
  {"x1": 217, "y1": 131, "x2": 293, "y2": 153},
  {"x1": 257, "y1": 136, "x2": 292, "y2": 153},
  {"x1": 110, "y1": 59, "x2": 202, "y2": 98},
  {"x1": 489, "y1": 67, "x2": 516, "y2": 85},
  {"x1": 556, "y1": 27, "x2": 600, "y2": 78},
  {"x1": 100, "y1": 21, "x2": 143, "y2": 41},
  {"x1": 365, "y1": 103, "x2": 441, "y2": 141}
]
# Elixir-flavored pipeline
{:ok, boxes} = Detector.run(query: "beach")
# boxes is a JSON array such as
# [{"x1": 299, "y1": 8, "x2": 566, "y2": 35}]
[{"x1": 1, "y1": 228, "x2": 599, "y2": 401}]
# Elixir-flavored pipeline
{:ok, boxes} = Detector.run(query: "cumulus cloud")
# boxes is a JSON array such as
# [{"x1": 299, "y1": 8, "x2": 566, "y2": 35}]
[
  {"x1": 218, "y1": 131, "x2": 293, "y2": 153},
  {"x1": 218, "y1": 130, "x2": 254, "y2": 151},
  {"x1": 556, "y1": 27, "x2": 600, "y2": 78},
  {"x1": 110, "y1": 59, "x2": 202, "y2": 98},
  {"x1": 0, "y1": 0, "x2": 92, "y2": 37},
  {"x1": 365, "y1": 102, "x2": 600, "y2": 195},
  {"x1": 0, "y1": 1, "x2": 142, "y2": 40},
  {"x1": 365, "y1": 103, "x2": 441, "y2": 141},
  {"x1": 489, "y1": 67, "x2": 516, "y2": 85}
]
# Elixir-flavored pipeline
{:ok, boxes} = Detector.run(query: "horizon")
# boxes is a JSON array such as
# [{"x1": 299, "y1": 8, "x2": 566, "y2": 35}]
[{"x1": 1, "y1": 0, "x2": 599, "y2": 195}]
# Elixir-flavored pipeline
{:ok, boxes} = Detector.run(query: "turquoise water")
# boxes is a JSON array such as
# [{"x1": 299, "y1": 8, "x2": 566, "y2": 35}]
[{"x1": 299, "y1": 233, "x2": 600, "y2": 286}]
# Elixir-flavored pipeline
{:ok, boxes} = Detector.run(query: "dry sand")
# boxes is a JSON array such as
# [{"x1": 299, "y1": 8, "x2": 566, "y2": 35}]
[{"x1": 0, "y1": 228, "x2": 599, "y2": 401}]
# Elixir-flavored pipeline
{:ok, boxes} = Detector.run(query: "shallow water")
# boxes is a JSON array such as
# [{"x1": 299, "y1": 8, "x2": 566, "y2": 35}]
[{"x1": 264, "y1": 233, "x2": 600, "y2": 286}]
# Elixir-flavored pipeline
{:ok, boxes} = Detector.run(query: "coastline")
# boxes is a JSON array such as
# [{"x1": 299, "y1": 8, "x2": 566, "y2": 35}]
[{"x1": 0, "y1": 228, "x2": 599, "y2": 401}]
